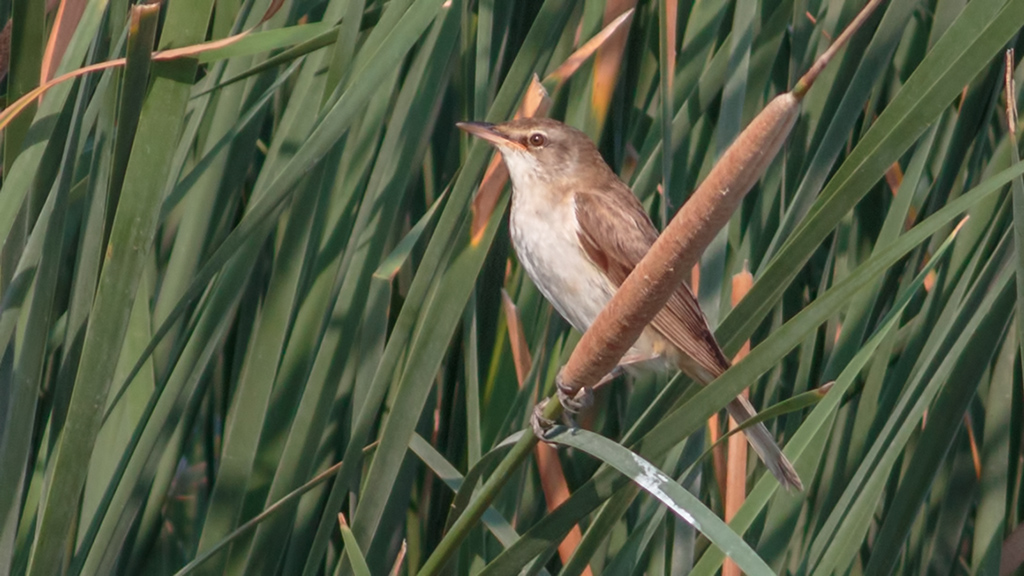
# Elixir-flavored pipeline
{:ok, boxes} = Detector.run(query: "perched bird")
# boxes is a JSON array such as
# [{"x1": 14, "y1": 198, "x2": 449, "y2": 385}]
[{"x1": 458, "y1": 117, "x2": 802, "y2": 491}]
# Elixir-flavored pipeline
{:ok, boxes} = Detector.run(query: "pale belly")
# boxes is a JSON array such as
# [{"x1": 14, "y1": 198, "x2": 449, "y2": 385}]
[{"x1": 509, "y1": 194, "x2": 674, "y2": 371}]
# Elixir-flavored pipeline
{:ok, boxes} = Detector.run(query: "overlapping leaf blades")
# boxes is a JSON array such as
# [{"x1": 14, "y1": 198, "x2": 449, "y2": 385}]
[{"x1": 0, "y1": 0, "x2": 1022, "y2": 575}]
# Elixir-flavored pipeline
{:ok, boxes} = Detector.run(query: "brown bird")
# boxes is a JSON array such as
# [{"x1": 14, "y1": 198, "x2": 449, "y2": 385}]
[{"x1": 458, "y1": 117, "x2": 802, "y2": 491}]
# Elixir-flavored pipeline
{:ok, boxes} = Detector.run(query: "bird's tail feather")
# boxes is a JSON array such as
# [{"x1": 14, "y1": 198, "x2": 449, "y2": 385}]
[{"x1": 725, "y1": 396, "x2": 803, "y2": 491}]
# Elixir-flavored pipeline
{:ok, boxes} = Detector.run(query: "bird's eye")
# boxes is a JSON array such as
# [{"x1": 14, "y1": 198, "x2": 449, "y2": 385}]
[{"x1": 527, "y1": 133, "x2": 547, "y2": 147}]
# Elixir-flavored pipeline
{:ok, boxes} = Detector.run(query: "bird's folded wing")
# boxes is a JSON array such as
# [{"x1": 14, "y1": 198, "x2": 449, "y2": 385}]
[{"x1": 573, "y1": 187, "x2": 730, "y2": 377}]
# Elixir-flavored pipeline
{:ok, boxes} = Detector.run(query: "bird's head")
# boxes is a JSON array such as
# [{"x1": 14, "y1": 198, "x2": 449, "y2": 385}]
[{"x1": 457, "y1": 118, "x2": 614, "y2": 194}]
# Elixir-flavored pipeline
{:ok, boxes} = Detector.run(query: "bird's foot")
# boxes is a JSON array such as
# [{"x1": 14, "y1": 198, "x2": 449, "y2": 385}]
[
  {"x1": 556, "y1": 377, "x2": 594, "y2": 415},
  {"x1": 531, "y1": 399, "x2": 557, "y2": 440}
]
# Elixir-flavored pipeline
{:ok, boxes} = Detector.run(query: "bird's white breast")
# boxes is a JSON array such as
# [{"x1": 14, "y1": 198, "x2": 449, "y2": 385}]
[{"x1": 509, "y1": 189, "x2": 615, "y2": 335}]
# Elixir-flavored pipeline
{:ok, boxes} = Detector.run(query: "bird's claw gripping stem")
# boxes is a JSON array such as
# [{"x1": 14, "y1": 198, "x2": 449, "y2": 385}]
[
  {"x1": 556, "y1": 378, "x2": 594, "y2": 415},
  {"x1": 530, "y1": 369, "x2": 610, "y2": 441},
  {"x1": 530, "y1": 399, "x2": 557, "y2": 440}
]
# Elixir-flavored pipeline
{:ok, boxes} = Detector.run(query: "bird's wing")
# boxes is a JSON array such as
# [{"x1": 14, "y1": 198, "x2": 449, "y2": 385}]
[
  {"x1": 573, "y1": 186, "x2": 731, "y2": 378},
  {"x1": 574, "y1": 187, "x2": 802, "y2": 491}
]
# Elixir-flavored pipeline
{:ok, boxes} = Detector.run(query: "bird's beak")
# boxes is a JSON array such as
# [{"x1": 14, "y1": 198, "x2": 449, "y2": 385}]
[{"x1": 456, "y1": 121, "x2": 527, "y2": 151}]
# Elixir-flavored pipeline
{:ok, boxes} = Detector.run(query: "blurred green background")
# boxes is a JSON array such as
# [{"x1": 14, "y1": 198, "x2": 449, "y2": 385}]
[{"x1": 2, "y1": 0, "x2": 1024, "y2": 574}]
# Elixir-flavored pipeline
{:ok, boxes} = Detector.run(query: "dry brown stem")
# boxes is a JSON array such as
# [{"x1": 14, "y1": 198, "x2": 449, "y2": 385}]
[
  {"x1": 722, "y1": 268, "x2": 752, "y2": 576},
  {"x1": 793, "y1": 0, "x2": 887, "y2": 98},
  {"x1": 592, "y1": 0, "x2": 639, "y2": 125},
  {"x1": 501, "y1": 291, "x2": 592, "y2": 575},
  {"x1": 42, "y1": 0, "x2": 90, "y2": 84}
]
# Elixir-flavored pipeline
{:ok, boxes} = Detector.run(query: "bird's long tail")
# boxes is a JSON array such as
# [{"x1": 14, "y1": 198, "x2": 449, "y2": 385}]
[{"x1": 725, "y1": 395, "x2": 803, "y2": 491}]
